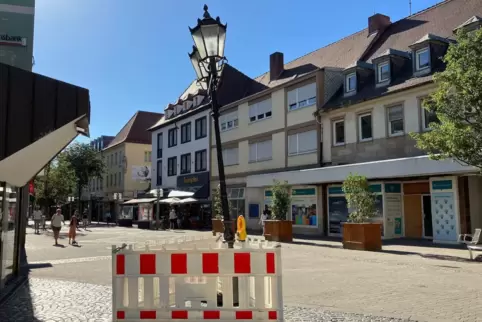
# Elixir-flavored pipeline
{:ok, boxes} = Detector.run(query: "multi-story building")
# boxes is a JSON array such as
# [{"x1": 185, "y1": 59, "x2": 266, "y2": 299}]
[
  {"x1": 149, "y1": 64, "x2": 263, "y2": 198},
  {"x1": 0, "y1": 0, "x2": 35, "y2": 71},
  {"x1": 213, "y1": 0, "x2": 482, "y2": 243},
  {"x1": 81, "y1": 135, "x2": 114, "y2": 220},
  {"x1": 100, "y1": 111, "x2": 162, "y2": 219}
]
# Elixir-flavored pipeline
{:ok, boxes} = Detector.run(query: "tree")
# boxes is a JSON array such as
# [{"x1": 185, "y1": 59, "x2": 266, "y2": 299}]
[
  {"x1": 212, "y1": 185, "x2": 233, "y2": 219},
  {"x1": 34, "y1": 155, "x2": 76, "y2": 214},
  {"x1": 63, "y1": 143, "x2": 105, "y2": 212},
  {"x1": 411, "y1": 28, "x2": 482, "y2": 169},
  {"x1": 270, "y1": 180, "x2": 291, "y2": 221},
  {"x1": 342, "y1": 173, "x2": 376, "y2": 223}
]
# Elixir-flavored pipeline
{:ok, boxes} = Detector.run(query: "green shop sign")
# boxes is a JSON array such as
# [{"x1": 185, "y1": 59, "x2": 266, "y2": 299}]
[
  {"x1": 384, "y1": 183, "x2": 401, "y2": 193},
  {"x1": 432, "y1": 180, "x2": 453, "y2": 191},
  {"x1": 292, "y1": 188, "x2": 316, "y2": 196},
  {"x1": 264, "y1": 190, "x2": 273, "y2": 197}
]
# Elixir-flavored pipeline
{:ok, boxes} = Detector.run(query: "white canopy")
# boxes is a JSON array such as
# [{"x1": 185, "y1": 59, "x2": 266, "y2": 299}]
[
  {"x1": 123, "y1": 198, "x2": 156, "y2": 205},
  {"x1": 179, "y1": 197, "x2": 198, "y2": 204},
  {"x1": 160, "y1": 197, "x2": 181, "y2": 204},
  {"x1": 168, "y1": 190, "x2": 194, "y2": 198}
]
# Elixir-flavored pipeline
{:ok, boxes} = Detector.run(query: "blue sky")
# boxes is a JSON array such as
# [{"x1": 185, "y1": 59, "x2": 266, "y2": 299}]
[{"x1": 33, "y1": 0, "x2": 441, "y2": 141}]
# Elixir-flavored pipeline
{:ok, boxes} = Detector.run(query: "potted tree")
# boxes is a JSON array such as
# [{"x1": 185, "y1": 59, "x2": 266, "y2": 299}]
[
  {"x1": 342, "y1": 173, "x2": 382, "y2": 251},
  {"x1": 264, "y1": 180, "x2": 293, "y2": 242},
  {"x1": 211, "y1": 186, "x2": 235, "y2": 236}
]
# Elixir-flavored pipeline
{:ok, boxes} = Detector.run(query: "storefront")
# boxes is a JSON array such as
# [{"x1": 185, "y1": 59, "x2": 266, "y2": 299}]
[
  {"x1": 0, "y1": 63, "x2": 91, "y2": 290},
  {"x1": 327, "y1": 183, "x2": 384, "y2": 237},
  {"x1": 177, "y1": 172, "x2": 210, "y2": 199}
]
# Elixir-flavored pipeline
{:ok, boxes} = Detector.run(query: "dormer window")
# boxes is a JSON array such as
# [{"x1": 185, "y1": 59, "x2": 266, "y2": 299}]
[
  {"x1": 346, "y1": 73, "x2": 356, "y2": 93},
  {"x1": 415, "y1": 48, "x2": 430, "y2": 71},
  {"x1": 377, "y1": 62, "x2": 390, "y2": 83}
]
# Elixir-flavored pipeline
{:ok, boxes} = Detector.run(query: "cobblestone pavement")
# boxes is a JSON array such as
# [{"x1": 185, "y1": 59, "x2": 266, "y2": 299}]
[
  {"x1": 0, "y1": 278, "x2": 415, "y2": 322},
  {"x1": 15, "y1": 227, "x2": 482, "y2": 321}
]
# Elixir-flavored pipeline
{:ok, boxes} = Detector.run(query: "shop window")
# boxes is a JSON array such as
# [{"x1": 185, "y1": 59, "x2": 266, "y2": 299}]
[
  {"x1": 290, "y1": 187, "x2": 317, "y2": 226},
  {"x1": 227, "y1": 187, "x2": 245, "y2": 218},
  {"x1": 0, "y1": 183, "x2": 17, "y2": 284}
]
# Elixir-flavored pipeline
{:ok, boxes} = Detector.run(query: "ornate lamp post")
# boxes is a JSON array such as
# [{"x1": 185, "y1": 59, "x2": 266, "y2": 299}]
[{"x1": 188, "y1": 5, "x2": 233, "y2": 247}]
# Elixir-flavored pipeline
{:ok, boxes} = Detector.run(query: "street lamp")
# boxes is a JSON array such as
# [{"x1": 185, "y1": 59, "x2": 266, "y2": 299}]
[{"x1": 188, "y1": 5, "x2": 233, "y2": 247}]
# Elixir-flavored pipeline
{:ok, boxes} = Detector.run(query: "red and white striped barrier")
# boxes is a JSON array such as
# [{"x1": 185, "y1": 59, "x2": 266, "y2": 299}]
[{"x1": 112, "y1": 241, "x2": 283, "y2": 321}]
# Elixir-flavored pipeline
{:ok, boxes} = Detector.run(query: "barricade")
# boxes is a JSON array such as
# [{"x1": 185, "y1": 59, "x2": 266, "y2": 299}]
[{"x1": 112, "y1": 237, "x2": 283, "y2": 321}]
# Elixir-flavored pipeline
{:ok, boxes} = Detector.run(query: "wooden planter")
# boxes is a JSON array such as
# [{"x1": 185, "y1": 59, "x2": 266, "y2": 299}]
[
  {"x1": 264, "y1": 220, "x2": 293, "y2": 243},
  {"x1": 212, "y1": 219, "x2": 224, "y2": 236},
  {"x1": 342, "y1": 223, "x2": 382, "y2": 251}
]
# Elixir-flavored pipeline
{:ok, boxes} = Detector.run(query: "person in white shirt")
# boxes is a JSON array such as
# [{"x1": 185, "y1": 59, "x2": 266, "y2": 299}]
[
  {"x1": 169, "y1": 207, "x2": 177, "y2": 230},
  {"x1": 259, "y1": 205, "x2": 271, "y2": 236},
  {"x1": 51, "y1": 208, "x2": 65, "y2": 246},
  {"x1": 33, "y1": 206, "x2": 43, "y2": 234}
]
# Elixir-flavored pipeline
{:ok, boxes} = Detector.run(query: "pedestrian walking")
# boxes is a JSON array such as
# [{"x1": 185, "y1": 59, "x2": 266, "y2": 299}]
[
  {"x1": 33, "y1": 205, "x2": 42, "y2": 234},
  {"x1": 69, "y1": 210, "x2": 79, "y2": 245},
  {"x1": 169, "y1": 207, "x2": 177, "y2": 230},
  {"x1": 259, "y1": 205, "x2": 271, "y2": 236},
  {"x1": 51, "y1": 208, "x2": 65, "y2": 246},
  {"x1": 82, "y1": 210, "x2": 88, "y2": 230}
]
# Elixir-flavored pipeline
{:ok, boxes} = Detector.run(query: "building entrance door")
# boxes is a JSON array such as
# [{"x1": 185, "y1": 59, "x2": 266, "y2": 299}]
[
  {"x1": 422, "y1": 195, "x2": 433, "y2": 238},
  {"x1": 403, "y1": 195, "x2": 423, "y2": 238}
]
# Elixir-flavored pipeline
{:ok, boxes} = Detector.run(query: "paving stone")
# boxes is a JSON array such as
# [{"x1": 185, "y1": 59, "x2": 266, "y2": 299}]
[{"x1": 0, "y1": 278, "x2": 416, "y2": 322}]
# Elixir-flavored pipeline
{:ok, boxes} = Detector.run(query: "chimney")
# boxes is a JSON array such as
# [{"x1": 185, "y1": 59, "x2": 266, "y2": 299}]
[
  {"x1": 270, "y1": 52, "x2": 284, "y2": 81},
  {"x1": 368, "y1": 13, "x2": 391, "y2": 35}
]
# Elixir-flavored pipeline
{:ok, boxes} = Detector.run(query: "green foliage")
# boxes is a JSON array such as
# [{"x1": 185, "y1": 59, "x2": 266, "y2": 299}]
[
  {"x1": 211, "y1": 185, "x2": 234, "y2": 219},
  {"x1": 411, "y1": 28, "x2": 482, "y2": 169},
  {"x1": 63, "y1": 143, "x2": 105, "y2": 196},
  {"x1": 342, "y1": 173, "x2": 376, "y2": 223},
  {"x1": 270, "y1": 180, "x2": 291, "y2": 221},
  {"x1": 34, "y1": 156, "x2": 76, "y2": 209}
]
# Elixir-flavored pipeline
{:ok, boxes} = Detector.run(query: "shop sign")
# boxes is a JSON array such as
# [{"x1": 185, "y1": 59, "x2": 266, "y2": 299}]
[
  {"x1": 385, "y1": 183, "x2": 401, "y2": 193},
  {"x1": 0, "y1": 34, "x2": 26, "y2": 47},
  {"x1": 328, "y1": 186, "x2": 343, "y2": 195},
  {"x1": 432, "y1": 180, "x2": 453, "y2": 191},
  {"x1": 177, "y1": 171, "x2": 209, "y2": 188}
]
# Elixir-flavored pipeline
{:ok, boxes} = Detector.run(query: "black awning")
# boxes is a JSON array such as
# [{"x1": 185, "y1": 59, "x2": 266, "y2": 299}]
[{"x1": 193, "y1": 183, "x2": 210, "y2": 200}]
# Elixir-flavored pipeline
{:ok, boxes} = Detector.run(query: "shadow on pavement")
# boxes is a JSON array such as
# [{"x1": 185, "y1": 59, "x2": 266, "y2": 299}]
[{"x1": 0, "y1": 249, "x2": 42, "y2": 321}]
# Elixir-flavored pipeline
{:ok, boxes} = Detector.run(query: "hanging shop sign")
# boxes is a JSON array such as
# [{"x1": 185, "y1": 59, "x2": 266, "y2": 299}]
[{"x1": 0, "y1": 34, "x2": 27, "y2": 47}]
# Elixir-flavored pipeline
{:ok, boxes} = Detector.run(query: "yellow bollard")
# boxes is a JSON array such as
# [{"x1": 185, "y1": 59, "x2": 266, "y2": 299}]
[{"x1": 237, "y1": 214, "x2": 247, "y2": 242}]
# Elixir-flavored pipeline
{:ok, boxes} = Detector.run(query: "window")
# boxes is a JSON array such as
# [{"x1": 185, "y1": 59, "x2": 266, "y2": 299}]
[
  {"x1": 168, "y1": 128, "x2": 177, "y2": 147},
  {"x1": 387, "y1": 105, "x2": 404, "y2": 136},
  {"x1": 114, "y1": 152, "x2": 118, "y2": 165},
  {"x1": 249, "y1": 140, "x2": 272, "y2": 162},
  {"x1": 223, "y1": 147, "x2": 239, "y2": 166},
  {"x1": 180, "y1": 122, "x2": 191, "y2": 143},
  {"x1": 110, "y1": 174, "x2": 113, "y2": 187},
  {"x1": 227, "y1": 187, "x2": 245, "y2": 218},
  {"x1": 110, "y1": 155, "x2": 113, "y2": 166},
  {"x1": 144, "y1": 151, "x2": 151, "y2": 162},
  {"x1": 249, "y1": 99, "x2": 272, "y2": 122},
  {"x1": 157, "y1": 133, "x2": 163, "y2": 158},
  {"x1": 333, "y1": 120, "x2": 345, "y2": 146},
  {"x1": 100, "y1": 178, "x2": 103, "y2": 190},
  {"x1": 220, "y1": 111, "x2": 238, "y2": 132},
  {"x1": 287, "y1": 82, "x2": 316, "y2": 111},
  {"x1": 358, "y1": 113, "x2": 373, "y2": 141},
  {"x1": 195, "y1": 116, "x2": 207, "y2": 139},
  {"x1": 180, "y1": 153, "x2": 191, "y2": 174},
  {"x1": 421, "y1": 101, "x2": 440, "y2": 130},
  {"x1": 416, "y1": 48, "x2": 430, "y2": 71},
  {"x1": 195, "y1": 149, "x2": 207, "y2": 172},
  {"x1": 346, "y1": 73, "x2": 356, "y2": 93},
  {"x1": 118, "y1": 172, "x2": 122, "y2": 187},
  {"x1": 167, "y1": 157, "x2": 177, "y2": 176},
  {"x1": 378, "y1": 62, "x2": 390, "y2": 82},
  {"x1": 156, "y1": 160, "x2": 162, "y2": 186},
  {"x1": 113, "y1": 173, "x2": 117, "y2": 186},
  {"x1": 288, "y1": 130, "x2": 317, "y2": 155}
]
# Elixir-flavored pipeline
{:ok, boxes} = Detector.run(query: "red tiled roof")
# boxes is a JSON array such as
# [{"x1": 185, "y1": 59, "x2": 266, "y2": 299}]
[
  {"x1": 106, "y1": 111, "x2": 164, "y2": 149},
  {"x1": 362, "y1": 0, "x2": 482, "y2": 62}
]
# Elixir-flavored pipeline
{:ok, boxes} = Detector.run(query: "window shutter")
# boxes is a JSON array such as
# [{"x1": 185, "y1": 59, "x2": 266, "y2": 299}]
[
  {"x1": 297, "y1": 83, "x2": 316, "y2": 101},
  {"x1": 249, "y1": 143, "x2": 257, "y2": 162},
  {"x1": 288, "y1": 134, "x2": 298, "y2": 155},
  {"x1": 389, "y1": 105, "x2": 403, "y2": 121},
  {"x1": 298, "y1": 130, "x2": 317, "y2": 153},
  {"x1": 257, "y1": 140, "x2": 272, "y2": 160},
  {"x1": 257, "y1": 99, "x2": 272, "y2": 114},
  {"x1": 287, "y1": 89, "x2": 297, "y2": 106},
  {"x1": 249, "y1": 105, "x2": 257, "y2": 119}
]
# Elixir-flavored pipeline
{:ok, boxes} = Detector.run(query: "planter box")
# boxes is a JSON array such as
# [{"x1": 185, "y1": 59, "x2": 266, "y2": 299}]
[
  {"x1": 342, "y1": 223, "x2": 382, "y2": 251},
  {"x1": 118, "y1": 219, "x2": 133, "y2": 227},
  {"x1": 137, "y1": 220, "x2": 151, "y2": 230},
  {"x1": 211, "y1": 219, "x2": 236, "y2": 236},
  {"x1": 264, "y1": 220, "x2": 293, "y2": 243}
]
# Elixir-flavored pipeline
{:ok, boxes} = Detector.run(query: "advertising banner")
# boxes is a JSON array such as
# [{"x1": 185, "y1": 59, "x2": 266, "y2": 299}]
[{"x1": 131, "y1": 166, "x2": 151, "y2": 182}]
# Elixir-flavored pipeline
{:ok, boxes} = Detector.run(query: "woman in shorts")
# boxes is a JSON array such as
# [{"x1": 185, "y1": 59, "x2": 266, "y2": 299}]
[{"x1": 51, "y1": 208, "x2": 65, "y2": 246}]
